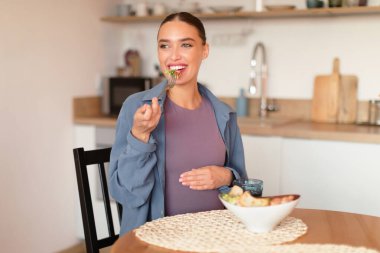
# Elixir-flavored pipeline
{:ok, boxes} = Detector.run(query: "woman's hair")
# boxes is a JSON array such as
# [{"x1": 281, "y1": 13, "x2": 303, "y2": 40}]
[{"x1": 158, "y1": 12, "x2": 206, "y2": 45}]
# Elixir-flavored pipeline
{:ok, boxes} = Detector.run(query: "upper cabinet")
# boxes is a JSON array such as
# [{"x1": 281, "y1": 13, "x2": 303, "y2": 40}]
[{"x1": 101, "y1": 6, "x2": 380, "y2": 23}]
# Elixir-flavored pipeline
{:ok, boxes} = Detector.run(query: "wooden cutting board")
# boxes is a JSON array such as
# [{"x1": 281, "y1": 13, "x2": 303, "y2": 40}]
[
  {"x1": 338, "y1": 75, "x2": 358, "y2": 124},
  {"x1": 311, "y1": 58, "x2": 341, "y2": 123}
]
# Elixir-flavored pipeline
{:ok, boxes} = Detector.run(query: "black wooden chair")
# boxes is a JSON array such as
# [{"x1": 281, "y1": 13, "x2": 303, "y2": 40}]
[{"x1": 73, "y1": 147, "x2": 122, "y2": 253}]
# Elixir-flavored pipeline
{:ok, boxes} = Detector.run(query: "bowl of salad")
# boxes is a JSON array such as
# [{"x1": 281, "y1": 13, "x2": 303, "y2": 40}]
[{"x1": 219, "y1": 186, "x2": 300, "y2": 233}]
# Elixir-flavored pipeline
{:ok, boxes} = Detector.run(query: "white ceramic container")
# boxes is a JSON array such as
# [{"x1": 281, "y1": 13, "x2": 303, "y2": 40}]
[{"x1": 219, "y1": 194, "x2": 300, "y2": 233}]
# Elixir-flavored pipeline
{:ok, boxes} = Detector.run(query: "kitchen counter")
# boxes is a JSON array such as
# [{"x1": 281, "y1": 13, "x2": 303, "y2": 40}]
[
  {"x1": 237, "y1": 117, "x2": 380, "y2": 144},
  {"x1": 73, "y1": 96, "x2": 380, "y2": 144},
  {"x1": 73, "y1": 115, "x2": 380, "y2": 144},
  {"x1": 74, "y1": 116, "x2": 117, "y2": 128}
]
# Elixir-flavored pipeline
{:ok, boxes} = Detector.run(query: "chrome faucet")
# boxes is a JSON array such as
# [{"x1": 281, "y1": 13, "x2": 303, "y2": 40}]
[{"x1": 249, "y1": 42, "x2": 270, "y2": 117}]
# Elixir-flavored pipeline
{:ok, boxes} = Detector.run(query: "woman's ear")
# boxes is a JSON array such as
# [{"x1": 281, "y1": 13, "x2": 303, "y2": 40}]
[{"x1": 202, "y1": 43, "x2": 209, "y2": 60}]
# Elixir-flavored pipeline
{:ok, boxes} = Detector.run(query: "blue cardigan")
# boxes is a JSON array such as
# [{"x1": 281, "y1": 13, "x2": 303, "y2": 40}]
[{"x1": 109, "y1": 81, "x2": 247, "y2": 235}]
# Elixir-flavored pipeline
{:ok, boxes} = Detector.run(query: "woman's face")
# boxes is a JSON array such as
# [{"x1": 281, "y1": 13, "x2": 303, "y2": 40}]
[{"x1": 157, "y1": 20, "x2": 209, "y2": 86}]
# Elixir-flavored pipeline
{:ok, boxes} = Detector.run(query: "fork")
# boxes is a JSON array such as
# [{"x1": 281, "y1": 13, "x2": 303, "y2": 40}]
[{"x1": 157, "y1": 75, "x2": 177, "y2": 101}]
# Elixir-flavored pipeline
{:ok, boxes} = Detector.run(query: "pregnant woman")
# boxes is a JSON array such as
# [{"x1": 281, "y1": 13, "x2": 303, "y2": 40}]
[{"x1": 109, "y1": 12, "x2": 247, "y2": 235}]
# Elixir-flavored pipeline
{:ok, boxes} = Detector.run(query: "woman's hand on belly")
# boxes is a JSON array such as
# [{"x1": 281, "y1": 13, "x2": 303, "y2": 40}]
[{"x1": 179, "y1": 166, "x2": 232, "y2": 190}]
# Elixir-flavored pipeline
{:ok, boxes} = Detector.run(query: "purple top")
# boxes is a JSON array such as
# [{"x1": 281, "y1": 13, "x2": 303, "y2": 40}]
[{"x1": 164, "y1": 96, "x2": 226, "y2": 216}]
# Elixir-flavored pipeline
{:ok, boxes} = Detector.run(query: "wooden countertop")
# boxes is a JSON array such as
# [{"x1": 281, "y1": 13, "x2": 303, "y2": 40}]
[
  {"x1": 73, "y1": 116, "x2": 380, "y2": 144},
  {"x1": 237, "y1": 117, "x2": 380, "y2": 144},
  {"x1": 74, "y1": 116, "x2": 117, "y2": 128}
]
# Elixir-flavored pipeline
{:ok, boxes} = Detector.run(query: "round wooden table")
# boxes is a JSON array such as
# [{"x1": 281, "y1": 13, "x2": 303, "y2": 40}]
[{"x1": 111, "y1": 208, "x2": 380, "y2": 253}]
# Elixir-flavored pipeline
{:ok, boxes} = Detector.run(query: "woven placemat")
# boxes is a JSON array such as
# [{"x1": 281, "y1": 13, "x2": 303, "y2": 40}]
[
  {"x1": 249, "y1": 244, "x2": 380, "y2": 253},
  {"x1": 135, "y1": 209, "x2": 308, "y2": 253}
]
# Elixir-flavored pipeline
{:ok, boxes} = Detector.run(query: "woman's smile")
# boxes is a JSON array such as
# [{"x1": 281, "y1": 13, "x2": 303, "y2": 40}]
[{"x1": 168, "y1": 64, "x2": 187, "y2": 79}]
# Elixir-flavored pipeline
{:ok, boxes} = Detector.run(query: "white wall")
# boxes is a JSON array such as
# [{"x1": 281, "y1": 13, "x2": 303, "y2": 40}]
[
  {"x1": 116, "y1": 0, "x2": 380, "y2": 100},
  {"x1": 0, "y1": 1, "x2": 118, "y2": 252}
]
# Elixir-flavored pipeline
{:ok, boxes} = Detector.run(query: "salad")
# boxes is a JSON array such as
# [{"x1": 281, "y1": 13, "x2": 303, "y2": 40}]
[
  {"x1": 165, "y1": 69, "x2": 181, "y2": 80},
  {"x1": 221, "y1": 185, "x2": 296, "y2": 207}
]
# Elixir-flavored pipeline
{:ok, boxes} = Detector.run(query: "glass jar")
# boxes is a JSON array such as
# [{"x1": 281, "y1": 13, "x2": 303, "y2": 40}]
[
  {"x1": 307, "y1": 0, "x2": 325, "y2": 8},
  {"x1": 345, "y1": 0, "x2": 360, "y2": 6},
  {"x1": 329, "y1": 0, "x2": 343, "y2": 7},
  {"x1": 368, "y1": 100, "x2": 380, "y2": 125}
]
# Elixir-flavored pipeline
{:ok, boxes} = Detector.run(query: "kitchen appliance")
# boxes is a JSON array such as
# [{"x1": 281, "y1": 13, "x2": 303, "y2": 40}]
[
  {"x1": 311, "y1": 58, "x2": 358, "y2": 124},
  {"x1": 103, "y1": 77, "x2": 152, "y2": 116}
]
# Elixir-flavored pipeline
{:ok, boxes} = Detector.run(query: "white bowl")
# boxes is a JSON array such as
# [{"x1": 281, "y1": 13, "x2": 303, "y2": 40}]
[
  {"x1": 219, "y1": 194, "x2": 300, "y2": 233},
  {"x1": 209, "y1": 6, "x2": 243, "y2": 13}
]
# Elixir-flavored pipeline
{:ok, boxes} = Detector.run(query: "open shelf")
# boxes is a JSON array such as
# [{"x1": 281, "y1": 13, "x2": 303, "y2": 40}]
[{"x1": 101, "y1": 6, "x2": 380, "y2": 23}]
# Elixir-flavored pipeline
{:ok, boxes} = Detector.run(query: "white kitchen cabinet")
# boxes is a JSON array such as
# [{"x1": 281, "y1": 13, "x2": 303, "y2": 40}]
[
  {"x1": 95, "y1": 126, "x2": 116, "y2": 147},
  {"x1": 242, "y1": 135, "x2": 283, "y2": 196},
  {"x1": 74, "y1": 124, "x2": 115, "y2": 149},
  {"x1": 242, "y1": 134, "x2": 380, "y2": 217},
  {"x1": 281, "y1": 138, "x2": 380, "y2": 217},
  {"x1": 74, "y1": 125, "x2": 97, "y2": 150}
]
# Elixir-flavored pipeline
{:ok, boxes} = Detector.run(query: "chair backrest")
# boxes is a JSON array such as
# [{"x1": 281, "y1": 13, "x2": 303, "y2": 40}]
[{"x1": 73, "y1": 147, "x2": 122, "y2": 253}]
